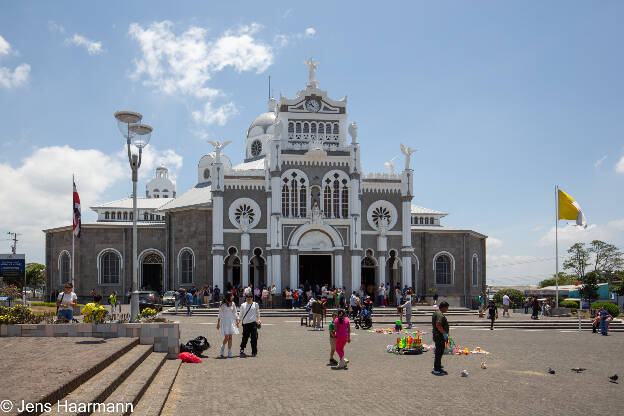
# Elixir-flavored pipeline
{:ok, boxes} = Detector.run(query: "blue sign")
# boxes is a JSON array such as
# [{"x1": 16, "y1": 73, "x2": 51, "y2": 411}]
[{"x1": 0, "y1": 254, "x2": 25, "y2": 278}]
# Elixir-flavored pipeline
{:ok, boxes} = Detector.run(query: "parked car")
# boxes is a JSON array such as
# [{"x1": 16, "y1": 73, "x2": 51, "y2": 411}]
[
  {"x1": 138, "y1": 291, "x2": 162, "y2": 311},
  {"x1": 162, "y1": 291, "x2": 176, "y2": 306}
]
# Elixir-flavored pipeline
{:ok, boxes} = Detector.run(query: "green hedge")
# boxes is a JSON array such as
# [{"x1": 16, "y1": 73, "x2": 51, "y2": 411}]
[
  {"x1": 590, "y1": 302, "x2": 620, "y2": 317},
  {"x1": 493, "y1": 289, "x2": 525, "y2": 307},
  {"x1": 559, "y1": 300, "x2": 579, "y2": 310}
]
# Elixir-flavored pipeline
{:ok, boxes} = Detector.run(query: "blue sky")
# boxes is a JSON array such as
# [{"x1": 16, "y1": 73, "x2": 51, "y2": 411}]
[{"x1": 0, "y1": 1, "x2": 623, "y2": 285}]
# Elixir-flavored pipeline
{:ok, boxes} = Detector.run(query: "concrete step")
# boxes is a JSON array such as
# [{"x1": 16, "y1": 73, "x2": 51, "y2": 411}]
[
  {"x1": 54, "y1": 344, "x2": 153, "y2": 416},
  {"x1": 132, "y1": 359, "x2": 181, "y2": 416},
  {"x1": 102, "y1": 352, "x2": 167, "y2": 416},
  {"x1": 162, "y1": 308, "x2": 477, "y2": 317}
]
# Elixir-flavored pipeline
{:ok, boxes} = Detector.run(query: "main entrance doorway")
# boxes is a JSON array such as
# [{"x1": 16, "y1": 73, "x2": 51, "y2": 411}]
[
  {"x1": 142, "y1": 253, "x2": 163, "y2": 293},
  {"x1": 299, "y1": 255, "x2": 331, "y2": 290}
]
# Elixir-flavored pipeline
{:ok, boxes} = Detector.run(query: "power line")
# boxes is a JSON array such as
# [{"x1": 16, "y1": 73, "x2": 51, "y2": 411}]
[{"x1": 6, "y1": 232, "x2": 20, "y2": 254}]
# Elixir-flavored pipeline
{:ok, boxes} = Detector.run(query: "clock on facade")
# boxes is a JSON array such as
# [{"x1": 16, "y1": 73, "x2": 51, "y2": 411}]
[
  {"x1": 304, "y1": 99, "x2": 320, "y2": 112},
  {"x1": 251, "y1": 140, "x2": 262, "y2": 157}
]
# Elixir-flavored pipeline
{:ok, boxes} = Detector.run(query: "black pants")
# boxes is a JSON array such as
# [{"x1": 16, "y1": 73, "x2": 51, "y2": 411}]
[
  {"x1": 434, "y1": 336, "x2": 446, "y2": 371},
  {"x1": 240, "y1": 322, "x2": 258, "y2": 354},
  {"x1": 490, "y1": 316, "x2": 495, "y2": 329}
]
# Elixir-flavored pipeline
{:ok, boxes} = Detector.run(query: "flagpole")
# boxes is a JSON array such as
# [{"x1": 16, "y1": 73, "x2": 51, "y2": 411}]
[
  {"x1": 555, "y1": 184, "x2": 559, "y2": 309},
  {"x1": 72, "y1": 174, "x2": 75, "y2": 289}
]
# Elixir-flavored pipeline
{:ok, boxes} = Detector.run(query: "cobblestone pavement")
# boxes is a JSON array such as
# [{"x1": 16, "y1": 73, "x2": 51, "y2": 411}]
[
  {"x1": 0, "y1": 337, "x2": 135, "y2": 415},
  {"x1": 163, "y1": 315, "x2": 623, "y2": 416}
]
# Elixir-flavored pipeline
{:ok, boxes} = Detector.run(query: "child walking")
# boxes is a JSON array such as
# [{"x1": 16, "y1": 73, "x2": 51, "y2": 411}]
[
  {"x1": 328, "y1": 311, "x2": 338, "y2": 366},
  {"x1": 334, "y1": 309, "x2": 351, "y2": 369}
]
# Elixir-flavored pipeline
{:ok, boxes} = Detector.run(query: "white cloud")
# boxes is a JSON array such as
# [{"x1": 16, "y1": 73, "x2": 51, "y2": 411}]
[
  {"x1": 191, "y1": 101, "x2": 238, "y2": 127},
  {"x1": 536, "y1": 219, "x2": 624, "y2": 247},
  {"x1": 66, "y1": 34, "x2": 103, "y2": 55},
  {"x1": 304, "y1": 27, "x2": 316, "y2": 37},
  {"x1": 0, "y1": 63, "x2": 30, "y2": 88},
  {"x1": 129, "y1": 21, "x2": 272, "y2": 99},
  {"x1": 487, "y1": 237, "x2": 503, "y2": 250},
  {"x1": 0, "y1": 146, "x2": 126, "y2": 260},
  {"x1": 116, "y1": 145, "x2": 183, "y2": 181},
  {"x1": 48, "y1": 21, "x2": 66, "y2": 34},
  {"x1": 594, "y1": 155, "x2": 607, "y2": 168},
  {"x1": 486, "y1": 254, "x2": 555, "y2": 286},
  {"x1": 0, "y1": 35, "x2": 11, "y2": 55},
  {"x1": 616, "y1": 156, "x2": 624, "y2": 174}
]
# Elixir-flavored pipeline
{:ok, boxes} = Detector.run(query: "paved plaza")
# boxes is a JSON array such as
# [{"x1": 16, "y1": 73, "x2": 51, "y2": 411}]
[{"x1": 163, "y1": 315, "x2": 623, "y2": 415}]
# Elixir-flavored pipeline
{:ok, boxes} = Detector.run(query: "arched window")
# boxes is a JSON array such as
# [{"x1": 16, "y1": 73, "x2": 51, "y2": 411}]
[
  {"x1": 333, "y1": 123, "x2": 339, "y2": 135},
  {"x1": 117, "y1": 212, "x2": 122, "y2": 220},
  {"x1": 129, "y1": 212, "x2": 133, "y2": 221},
  {"x1": 420, "y1": 217, "x2": 424, "y2": 224},
  {"x1": 425, "y1": 217, "x2": 429, "y2": 225},
  {"x1": 430, "y1": 217, "x2": 435, "y2": 224},
  {"x1": 325, "y1": 123, "x2": 332, "y2": 135},
  {"x1": 281, "y1": 170, "x2": 309, "y2": 218},
  {"x1": 435, "y1": 254, "x2": 452, "y2": 285},
  {"x1": 288, "y1": 122, "x2": 294, "y2": 133},
  {"x1": 282, "y1": 180, "x2": 290, "y2": 216},
  {"x1": 303, "y1": 122, "x2": 309, "y2": 133},
  {"x1": 150, "y1": 214, "x2": 154, "y2": 220},
  {"x1": 180, "y1": 249, "x2": 194, "y2": 284},
  {"x1": 123, "y1": 212, "x2": 128, "y2": 220},
  {"x1": 296, "y1": 122, "x2": 301, "y2": 133},
  {"x1": 321, "y1": 170, "x2": 349, "y2": 218},
  {"x1": 105, "y1": 212, "x2": 109, "y2": 220},
  {"x1": 59, "y1": 251, "x2": 70, "y2": 284},
  {"x1": 100, "y1": 250, "x2": 121, "y2": 284},
  {"x1": 144, "y1": 212, "x2": 149, "y2": 220},
  {"x1": 311, "y1": 122, "x2": 317, "y2": 134},
  {"x1": 318, "y1": 123, "x2": 325, "y2": 134},
  {"x1": 472, "y1": 255, "x2": 478, "y2": 286}
]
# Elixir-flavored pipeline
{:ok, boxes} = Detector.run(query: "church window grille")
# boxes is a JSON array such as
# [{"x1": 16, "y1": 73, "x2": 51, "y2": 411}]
[
  {"x1": 180, "y1": 250, "x2": 193, "y2": 284},
  {"x1": 326, "y1": 123, "x2": 332, "y2": 135},
  {"x1": 296, "y1": 122, "x2": 302, "y2": 133},
  {"x1": 430, "y1": 217, "x2": 435, "y2": 224},
  {"x1": 282, "y1": 180, "x2": 289, "y2": 217},
  {"x1": 425, "y1": 217, "x2": 429, "y2": 225},
  {"x1": 333, "y1": 123, "x2": 339, "y2": 135},
  {"x1": 303, "y1": 122, "x2": 309, "y2": 133},
  {"x1": 123, "y1": 212, "x2": 127, "y2": 220},
  {"x1": 311, "y1": 123, "x2": 317, "y2": 134},
  {"x1": 318, "y1": 123, "x2": 325, "y2": 134},
  {"x1": 472, "y1": 255, "x2": 478, "y2": 286},
  {"x1": 129, "y1": 212, "x2": 133, "y2": 221},
  {"x1": 341, "y1": 179, "x2": 349, "y2": 218},
  {"x1": 371, "y1": 206, "x2": 391, "y2": 227},
  {"x1": 60, "y1": 252, "x2": 70, "y2": 284},
  {"x1": 105, "y1": 212, "x2": 109, "y2": 220},
  {"x1": 100, "y1": 251, "x2": 120, "y2": 284},
  {"x1": 299, "y1": 179, "x2": 307, "y2": 217},
  {"x1": 288, "y1": 122, "x2": 294, "y2": 133},
  {"x1": 435, "y1": 255, "x2": 452, "y2": 285},
  {"x1": 144, "y1": 212, "x2": 149, "y2": 221},
  {"x1": 420, "y1": 217, "x2": 423, "y2": 224},
  {"x1": 150, "y1": 214, "x2": 154, "y2": 220},
  {"x1": 324, "y1": 182, "x2": 332, "y2": 217},
  {"x1": 251, "y1": 140, "x2": 262, "y2": 157},
  {"x1": 290, "y1": 175, "x2": 298, "y2": 217},
  {"x1": 333, "y1": 178, "x2": 340, "y2": 218},
  {"x1": 117, "y1": 212, "x2": 122, "y2": 220}
]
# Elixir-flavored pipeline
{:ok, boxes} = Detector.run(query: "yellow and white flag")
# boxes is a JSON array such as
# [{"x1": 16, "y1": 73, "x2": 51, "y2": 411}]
[{"x1": 558, "y1": 189, "x2": 586, "y2": 227}]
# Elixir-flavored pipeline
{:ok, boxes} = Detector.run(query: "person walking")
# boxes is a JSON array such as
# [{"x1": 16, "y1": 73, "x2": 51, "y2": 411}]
[
  {"x1": 269, "y1": 284, "x2": 276, "y2": 308},
  {"x1": 399, "y1": 297, "x2": 413, "y2": 329},
  {"x1": 261, "y1": 287, "x2": 269, "y2": 309},
  {"x1": 239, "y1": 293, "x2": 261, "y2": 356},
  {"x1": 328, "y1": 311, "x2": 338, "y2": 366},
  {"x1": 311, "y1": 296, "x2": 324, "y2": 330},
  {"x1": 531, "y1": 297, "x2": 540, "y2": 320},
  {"x1": 486, "y1": 299, "x2": 498, "y2": 330},
  {"x1": 109, "y1": 291, "x2": 118, "y2": 320},
  {"x1": 502, "y1": 292, "x2": 511, "y2": 317},
  {"x1": 334, "y1": 309, "x2": 351, "y2": 369},
  {"x1": 56, "y1": 283, "x2": 78, "y2": 322},
  {"x1": 350, "y1": 291, "x2": 359, "y2": 318},
  {"x1": 217, "y1": 292, "x2": 239, "y2": 358},
  {"x1": 432, "y1": 301, "x2": 450, "y2": 376},
  {"x1": 185, "y1": 290, "x2": 193, "y2": 316},
  {"x1": 377, "y1": 283, "x2": 385, "y2": 307},
  {"x1": 213, "y1": 285, "x2": 221, "y2": 305}
]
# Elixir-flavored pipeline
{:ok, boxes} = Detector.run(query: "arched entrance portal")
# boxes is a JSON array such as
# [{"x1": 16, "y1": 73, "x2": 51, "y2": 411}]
[
  {"x1": 361, "y1": 249, "x2": 377, "y2": 299},
  {"x1": 141, "y1": 252, "x2": 163, "y2": 292},
  {"x1": 386, "y1": 250, "x2": 401, "y2": 304},
  {"x1": 224, "y1": 247, "x2": 241, "y2": 290},
  {"x1": 249, "y1": 248, "x2": 265, "y2": 287}
]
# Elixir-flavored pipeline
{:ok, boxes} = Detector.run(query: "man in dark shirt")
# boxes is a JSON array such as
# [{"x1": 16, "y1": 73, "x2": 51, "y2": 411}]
[
  {"x1": 432, "y1": 301, "x2": 450, "y2": 375},
  {"x1": 311, "y1": 296, "x2": 324, "y2": 329},
  {"x1": 486, "y1": 300, "x2": 498, "y2": 330}
]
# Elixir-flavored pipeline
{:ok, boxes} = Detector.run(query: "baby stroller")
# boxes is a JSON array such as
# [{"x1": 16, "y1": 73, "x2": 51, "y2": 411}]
[{"x1": 354, "y1": 307, "x2": 373, "y2": 330}]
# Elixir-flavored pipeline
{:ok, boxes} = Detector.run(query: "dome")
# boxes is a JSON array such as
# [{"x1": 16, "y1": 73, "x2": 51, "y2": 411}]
[
  {"x1": 156, "y1": 164, "x2": 168, "y2": 172},
  {"x1": 247, "y1": 112, "x2": 276, "y2": 138}
]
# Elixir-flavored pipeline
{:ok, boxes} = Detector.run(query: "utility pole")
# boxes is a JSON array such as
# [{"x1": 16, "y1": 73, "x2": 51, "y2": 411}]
[{"x1": 7, "y1": 232, "x2": 19, "y2": 254}]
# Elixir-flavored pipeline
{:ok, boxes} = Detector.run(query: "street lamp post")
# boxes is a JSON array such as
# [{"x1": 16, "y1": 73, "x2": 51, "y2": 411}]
[{"x1": 114, "y1": 111, "x2": 153, "y2": 322}]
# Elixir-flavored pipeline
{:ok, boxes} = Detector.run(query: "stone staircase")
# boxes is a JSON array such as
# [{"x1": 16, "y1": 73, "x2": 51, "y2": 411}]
[{"x1": 34, "y1": 339, "x2": 180, "y2": 416}]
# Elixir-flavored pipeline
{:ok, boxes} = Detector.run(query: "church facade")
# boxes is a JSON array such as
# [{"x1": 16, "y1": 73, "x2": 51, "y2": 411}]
[{"x1": 44, "y1": 60, "x2": 487, "y2": 307}]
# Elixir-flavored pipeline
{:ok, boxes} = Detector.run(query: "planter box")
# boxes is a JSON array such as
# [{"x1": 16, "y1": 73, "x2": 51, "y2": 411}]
[{"x1": 0, "y1": 322, "x2": 179, "y2": 358}]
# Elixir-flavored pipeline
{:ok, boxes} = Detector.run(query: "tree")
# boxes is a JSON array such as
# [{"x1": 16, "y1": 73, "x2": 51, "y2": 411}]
[
  {"x1": 563, "y1": 243, "x2": 590, "y2": 279},
  {"x1": 538, "y1": 273, "x2": 575, "y2": 288},
  {"x1": 493, "y1": 289, "x2": 524, "y2": 307},
  {"x1": 26, "y1": 263, "x2": 46, "y2": 286},
  {"x1": 588, "y1": 240, "x2": 624, "y2": 275},
  {"x1": 579, "y1": 271, "x2": 600, "y2": 305}
]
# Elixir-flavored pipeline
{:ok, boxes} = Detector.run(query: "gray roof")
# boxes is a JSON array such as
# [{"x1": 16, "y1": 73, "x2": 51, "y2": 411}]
[
  {"x1": 91, "y1": 197, "x2": 174, "y2": 210},
  {"x1": 410, "y1": 205, "x2": 447, "y2": 216},
  {"x1": 158, "y1": 186, "x2": 212, "y2": 212},
  {"x1": 411, "y1": 225, "x2": 487, "y2": 239}
]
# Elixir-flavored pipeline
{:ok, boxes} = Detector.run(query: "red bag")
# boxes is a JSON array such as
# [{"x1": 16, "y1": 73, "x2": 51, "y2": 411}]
[{"x1": 178, "y1": 352, "x2": 202, "y2": 363}]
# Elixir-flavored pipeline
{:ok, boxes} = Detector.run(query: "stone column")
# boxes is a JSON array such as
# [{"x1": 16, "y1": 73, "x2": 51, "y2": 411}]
[
  {"x1": 351, "y1": 249, "x2": 362, "y2": 294},
  {"x1": 289, "y1": 250, "x2": 298, "y2": 290},
  {"x1": 272, "y1": 253, "x2": 281, "y2": 292},
  {"x1": 334, "y1": 249, "x2": 343, "y2": 289},
  {"x1": 241, "y1": 233, "x2": 250, "y2": 287},
  {"x1": 378, "y1": 253, "x2": 386, "y2": 287}
]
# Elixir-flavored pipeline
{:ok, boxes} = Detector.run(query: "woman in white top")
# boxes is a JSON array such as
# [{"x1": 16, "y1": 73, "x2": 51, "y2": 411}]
[
  {"x1": 217, "y1": 292, "x2": 239, "y2": 358},
  {"x1": 56, "y1": 283, "x2": 78, "y2": 322}
]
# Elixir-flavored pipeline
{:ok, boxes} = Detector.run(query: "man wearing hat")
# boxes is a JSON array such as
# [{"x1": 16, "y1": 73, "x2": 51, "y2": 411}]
[{"x1": 239, "y1": 293, "x2": 262, "y2": 357}]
